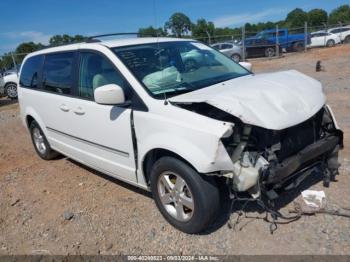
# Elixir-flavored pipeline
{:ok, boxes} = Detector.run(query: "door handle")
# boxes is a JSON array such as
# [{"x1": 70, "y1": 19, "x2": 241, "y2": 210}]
[
  {"x1": 73, "y1": 106, "x2": 85, "y2": 115},
  {"x1": 59, "y1": 104, "x2": 70, "y2": 112}
]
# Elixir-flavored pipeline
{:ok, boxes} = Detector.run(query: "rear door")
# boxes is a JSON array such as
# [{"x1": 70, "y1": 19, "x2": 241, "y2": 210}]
[
  {"x1": 311, "y1": 33, "x2": 322, "y2": 46},
  {"x1": 41, "y1": 51, "x2": 137, "y2": 183}
]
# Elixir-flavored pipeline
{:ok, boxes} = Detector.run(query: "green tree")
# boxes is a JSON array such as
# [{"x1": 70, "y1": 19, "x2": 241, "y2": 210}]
[
  {"x1": 15, "y1": 42, "x2": 43, "y2": 54},
  {"x1": 15, "y1": 42, "x2": 44, "y2": 64},
  {"x1": 49, "y1": 34, "x2": 86, "y2": 46},
  {"x1": 329, "y1": 5, "x2": 350, "y2": 25},
  {"x1": 164, "y1": 12, "x2": 192, "y2": 37},
  {"x1": 285, "y1": 8, "x2": 308, "y2": 28},
  {"x1": 308, "y1": 9, "x2": 328, "y2": 27},
  {"x1": 138, "y1": 26, "x2": 167, "y2": 37},
  {"x1": 0, "y1": 53, "x2": 14, "y2": 70},
  {"x1": 192, "y1": 19, "x2": 215, "y2": 43}
]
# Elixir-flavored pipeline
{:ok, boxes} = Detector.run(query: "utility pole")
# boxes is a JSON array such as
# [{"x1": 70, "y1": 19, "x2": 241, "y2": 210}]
[
  {"x1": 11, "y1": 53, "x2": 18, "y2": 75},
  {"x1": 304, "y1": 21, "x2": 308, "y2": 52},
  {"x1": 242, "y1": 25, "x2": 246, "y2": 61},
  {"x1": 276, "y1": 25, "x2": 279, "y2": 57}
]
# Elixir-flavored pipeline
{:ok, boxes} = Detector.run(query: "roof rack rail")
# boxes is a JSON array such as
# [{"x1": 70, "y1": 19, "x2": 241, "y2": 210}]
[
  {"x1": 37, "y1": 32, "x2": 159, "y2": 51},
  {"x1": 86, "y1": 32, "x2": 141, "y2": 43}
]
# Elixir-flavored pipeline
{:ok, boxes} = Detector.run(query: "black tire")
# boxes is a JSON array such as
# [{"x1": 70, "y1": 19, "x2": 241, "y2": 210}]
[
  {"x1": 344, "y1": 35, "x2": 350, "y2": 44},
  {"x1": 5, "y1": 82, "x2": 18, "y2": 100},
  {"x1": 293, "y1": 42, "x2": 304, "y2": 52},
  {"x1": 29, "y1": 120, "x2": 59, "y2": 160},
  {"x1": 326, "y1": 39, "x2": 335, "y2": 47},
  {"x1": 231, "y1": 53, "x2": 241, "y2": 63},
  {"x1": 150, "y1": 156, "x2": 220, "y2": 234},
  {"x1": 265, "y1": 47, "x2": 275, "y2": 57}
]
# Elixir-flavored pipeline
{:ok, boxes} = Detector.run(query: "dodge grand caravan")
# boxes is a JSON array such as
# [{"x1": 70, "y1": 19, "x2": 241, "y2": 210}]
[{"x1": 18, "y1": 37, "x2": 343, "y2": 233}]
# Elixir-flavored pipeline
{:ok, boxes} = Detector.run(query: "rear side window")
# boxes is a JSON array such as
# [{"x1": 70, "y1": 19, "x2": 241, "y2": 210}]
[
  {"x1": 43, "y1": 52, "x2": 74, "y2": 94},
  {"x1": 19, "y1": 55, "x2": 43, "y2": 88},
  {"x1": 221, "y1": 44, "x2": 232, "y2": 49}
]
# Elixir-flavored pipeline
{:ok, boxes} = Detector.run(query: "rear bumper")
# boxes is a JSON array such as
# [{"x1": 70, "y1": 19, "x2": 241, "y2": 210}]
[{"x1": 266, "y1": 135, "x2": 340, "y2": 185}]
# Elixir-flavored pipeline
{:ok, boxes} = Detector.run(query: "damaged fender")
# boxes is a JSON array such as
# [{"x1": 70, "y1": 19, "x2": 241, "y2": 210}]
[{"x1": 134, "y1": 109, "x2": 235, "y2": 182}]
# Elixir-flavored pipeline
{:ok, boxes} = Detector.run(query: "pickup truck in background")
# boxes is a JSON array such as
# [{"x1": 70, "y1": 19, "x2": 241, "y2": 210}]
[{"x1": 244, "y1": 28, "x2": 311, "y2": 58}]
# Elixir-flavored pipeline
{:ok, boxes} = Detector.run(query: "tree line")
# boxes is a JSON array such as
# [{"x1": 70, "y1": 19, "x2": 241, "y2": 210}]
[{"x1": 1, "y1": 4, "x2": 350, "y2": 70}]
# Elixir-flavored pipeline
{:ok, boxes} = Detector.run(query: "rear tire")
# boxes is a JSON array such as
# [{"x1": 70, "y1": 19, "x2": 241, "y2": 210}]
[
  {"x1": 326, "y1": 39, "x2": 335, "y2": 47},
  {"x1": 344, "y1": 35, "x2": 350, "y2": 44},
  {"x1": 150, "y1": 156, "x2": 220, "y2": 234},
  {"x1": 29, "y1": 120, "x2": 59, "y2": 160}
]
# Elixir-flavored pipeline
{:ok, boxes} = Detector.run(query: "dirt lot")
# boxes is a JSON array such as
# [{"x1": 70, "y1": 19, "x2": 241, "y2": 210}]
[{"x1": 1, "y1": 45, "x2": 350, "y2": 255}]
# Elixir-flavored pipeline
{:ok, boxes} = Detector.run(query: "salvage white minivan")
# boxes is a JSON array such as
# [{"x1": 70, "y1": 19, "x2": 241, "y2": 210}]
[{"x1": 18, "y1": 37, "x2": 343, "y2": 233}]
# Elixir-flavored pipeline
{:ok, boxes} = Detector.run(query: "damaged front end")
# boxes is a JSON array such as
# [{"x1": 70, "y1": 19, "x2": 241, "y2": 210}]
[
  {"x1": 220, "y1": 105, "x2": 343, "y2": 198},
  {"x1": 176, "y1": 102, "x2": 343, "y2": 199}
]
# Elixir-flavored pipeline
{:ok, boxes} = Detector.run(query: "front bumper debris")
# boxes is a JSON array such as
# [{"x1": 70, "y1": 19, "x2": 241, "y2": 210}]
[{"x1": 266, "y1": 135, "x2": 340, "y2": 184}]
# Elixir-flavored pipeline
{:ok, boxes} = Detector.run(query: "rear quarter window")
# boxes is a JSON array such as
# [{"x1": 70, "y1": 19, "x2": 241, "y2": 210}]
[{"x1": 19, "y1": 55, "x2": 44, "y2": 88}]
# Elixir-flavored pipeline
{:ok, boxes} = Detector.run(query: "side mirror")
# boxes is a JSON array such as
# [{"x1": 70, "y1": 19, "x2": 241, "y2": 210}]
[
  {"x1": 94, "y1": 84, "x2": 126, "y2": 105},
  {"x1": 239, "y1": 62, "x2": 253, "y2": 71}
]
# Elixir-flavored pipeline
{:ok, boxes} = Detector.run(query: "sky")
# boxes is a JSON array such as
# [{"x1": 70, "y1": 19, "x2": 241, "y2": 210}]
[{"x1": 0, "y1": 0, "x2": 349, "y2": 55}]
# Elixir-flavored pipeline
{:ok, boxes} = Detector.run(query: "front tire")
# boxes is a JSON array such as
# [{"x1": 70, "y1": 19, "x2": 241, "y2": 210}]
[
  {"x1": 29, "y1": 120, "x2": 59, "y2": 160},
  {"x1": 150, "y1": 157, "x2": 220, "y2": 234},
  {"x1": 5, "y1": 83, "x2": 17, "y2": 100}
]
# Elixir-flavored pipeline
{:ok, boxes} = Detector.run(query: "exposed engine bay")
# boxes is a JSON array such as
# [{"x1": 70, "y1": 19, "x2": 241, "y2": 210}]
[{"x1": 176, "y1": 102, "x2": 343, "y2": 199}]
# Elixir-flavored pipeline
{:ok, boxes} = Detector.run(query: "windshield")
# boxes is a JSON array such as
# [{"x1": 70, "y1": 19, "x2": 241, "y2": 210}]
[{"x1": 112, "y1": 41, "x2": 250, "y2": 98}]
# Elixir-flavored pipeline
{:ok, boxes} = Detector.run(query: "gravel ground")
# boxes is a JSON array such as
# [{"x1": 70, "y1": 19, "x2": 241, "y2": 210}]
[{"x1": 0, "y1": 45, "x2": 350, "y2": 255}]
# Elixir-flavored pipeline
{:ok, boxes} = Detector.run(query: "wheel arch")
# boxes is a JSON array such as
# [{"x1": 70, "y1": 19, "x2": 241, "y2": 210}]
[
  {"x1": 141, "y1": 148, "x2": 200, "y2": 186},
  {"x1": 23, "y1": 107, "x2": 47, "y2": 136},
  {"x1": 4, "y1": 81, "x2": 17, "y2": 88},
  {"x1": 231, "y1": 53, "x2": 241, "y2": 61}
]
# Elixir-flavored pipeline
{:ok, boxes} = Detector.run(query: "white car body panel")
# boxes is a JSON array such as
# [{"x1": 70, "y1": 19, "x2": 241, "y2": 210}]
[
  {"x1": 2, "y1": 73, "x2": 18, "y2": 87},
  {"x1": 170, "y1": 70, "x2": 325, "y2": 130},
  {"x1": 309, "y1": 33, "x2": 341, "y2": 47},
  {"x1": 134, "y1": 102, "x2": 235, "y2": 176},
  {"x1": 328, "y1": 27, "x2": 350, "y2": 42}
]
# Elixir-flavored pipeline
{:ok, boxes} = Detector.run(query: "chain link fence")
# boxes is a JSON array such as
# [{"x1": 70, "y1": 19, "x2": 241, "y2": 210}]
[
  {"x1": 1, "y1": 23, "x2": 349, "y2": 73},
  {"x1": 0, "y1": 52, "x2": 28, "y2": 76},
  {"x1": 193, "y1": 23, "x2": 350, "y2": 61}
]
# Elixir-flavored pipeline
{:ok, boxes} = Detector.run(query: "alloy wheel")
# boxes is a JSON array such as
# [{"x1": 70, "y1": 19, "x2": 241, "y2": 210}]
[
  {"x1": 32, "y1": 127, "x2": 47, "y2": 155},
  {"x1": 6, "y1": 83, "x2": 17, "y2": 98},
  {"x1": 157, "y1": 171, "x2": 194, "y2": 222}
]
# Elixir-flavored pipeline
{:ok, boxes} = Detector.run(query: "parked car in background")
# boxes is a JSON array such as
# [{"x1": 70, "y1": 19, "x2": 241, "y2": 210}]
[
  {"x1": 245, "y1": 28, "x2": 310, "y2": 57},
  {"x1": 328, "y1": 26, "x2": 350, "y2": 44},
  {"x1": 308, "y1": 32, "x2": 340, "y2": 48},
  {"x1": 211, "y1": 42, "x2": 243, "y2": 62},
  {"x1": 0, "y1": 71, "x2": 19, "y2": 99}
]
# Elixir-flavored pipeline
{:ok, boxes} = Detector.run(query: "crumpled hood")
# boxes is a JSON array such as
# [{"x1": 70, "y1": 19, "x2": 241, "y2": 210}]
[{"x1": 170, "y1": 70, "x2": 326, "y2": 130}]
